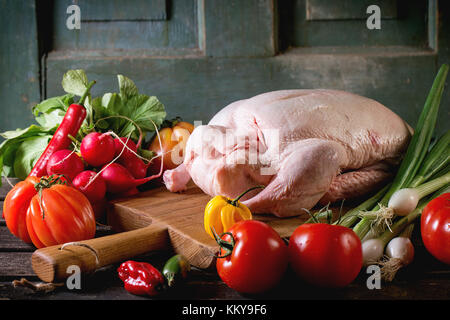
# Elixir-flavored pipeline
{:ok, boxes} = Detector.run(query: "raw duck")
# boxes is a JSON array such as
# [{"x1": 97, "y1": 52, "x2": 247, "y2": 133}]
[{"x1": 163, "y1": 89, "x2": 412, "y2": 217}]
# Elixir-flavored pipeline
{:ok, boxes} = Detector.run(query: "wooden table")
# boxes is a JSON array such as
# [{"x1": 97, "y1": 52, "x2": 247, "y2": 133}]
[{"x1": 1, "y1": 178, "x2": 449, "y2": 301}]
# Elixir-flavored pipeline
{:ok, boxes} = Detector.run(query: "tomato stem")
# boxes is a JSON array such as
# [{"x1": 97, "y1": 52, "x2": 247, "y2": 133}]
[
  {"x1": 211, "y1": 227, "x2": 236, "y2": 259},
  {"x1": 301, "y1": 208, "x2": 320, "y2": 224},
  {"x1": 34, "y1": 175, "x2": 68, "y2": 219},
  {"x1": 229, "y1": 185, "x2": 265, "y2": 207}
]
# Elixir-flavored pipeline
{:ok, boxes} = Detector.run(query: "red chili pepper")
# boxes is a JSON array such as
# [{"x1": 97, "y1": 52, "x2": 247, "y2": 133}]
[
  {"x1": 28, "y1": 81, "x2": 96, "y2": 178},
  {"x1": 117, "y1": 260, "x2": 165, "y2": 296}
]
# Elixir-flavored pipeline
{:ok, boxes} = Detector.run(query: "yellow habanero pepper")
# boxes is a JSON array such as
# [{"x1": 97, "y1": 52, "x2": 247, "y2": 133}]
[{"x1": 204, "y1": 186, "x2": 264, "y2": 239}]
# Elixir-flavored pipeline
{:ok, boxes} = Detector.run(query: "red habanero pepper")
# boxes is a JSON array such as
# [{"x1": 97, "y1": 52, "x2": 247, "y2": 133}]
[
  {"x1": 117, "y1": 261, "x2": 165, "y2": 296},
  {"x1": 28, "y1": 81, "x2": 96, "y2": 178}
]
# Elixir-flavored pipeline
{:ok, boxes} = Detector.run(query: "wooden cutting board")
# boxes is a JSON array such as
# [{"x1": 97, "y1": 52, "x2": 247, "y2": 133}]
[
  {"x1": 106, "y1": 183, "x2": 309, "y2": 270},
  {"x1": 31, "y1": 182, "x2": 343, "y2": 282}
]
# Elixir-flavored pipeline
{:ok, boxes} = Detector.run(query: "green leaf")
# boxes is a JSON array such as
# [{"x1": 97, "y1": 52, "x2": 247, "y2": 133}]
[
  {"x1": 35, "y1": 109, "x2": 66, "y2": 129},
  {"x1": 31, "y1": 94, "x2": 74, "y2": 129},
  {"x1": 118, "y1": 95, "x2": 166, "y2": 137},
  {"x1": 0, "y1": 125, "x2": 53, "y2": 140},
  {"x1": 139, "y1": 149, "x2": 155, "y2": 162},
  {"x1": 118, "y1": 74, "x2": 139, "y2": 100},
  {"x1": 32, "y1": 94, "x2": 73, "y2": 116},
  {"x1": 13, "y1": 135, "x2": 52, "y2": 180},
  {"x1": 0, "y1": 125, "x2": 55, "y2": 181},
  {"x1": 90, "y1": 96, "x2": 111, "y2": 129},
  {"x1": 91, "y1": 85, "x2": 166, "y2": 141},
  {"x1": 62, "y1": 69, "x2": 89, "y2": 97},
  {"x1": 0, "y1": 139, "x2": 21, "y2": 178}
]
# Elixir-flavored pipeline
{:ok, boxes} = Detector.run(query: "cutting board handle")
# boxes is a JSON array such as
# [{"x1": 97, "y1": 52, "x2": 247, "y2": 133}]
[{"x1": 31, "y1": 223, "x2": 169, "y2": 283}]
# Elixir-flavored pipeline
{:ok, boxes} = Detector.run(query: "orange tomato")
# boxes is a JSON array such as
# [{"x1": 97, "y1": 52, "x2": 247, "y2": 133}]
[
  {"x1": 3, "y1": 176, "x2": 40, "y2": 243},
  {"x1": 148, "y1": 121, "x2": 194, "y2": 172}
]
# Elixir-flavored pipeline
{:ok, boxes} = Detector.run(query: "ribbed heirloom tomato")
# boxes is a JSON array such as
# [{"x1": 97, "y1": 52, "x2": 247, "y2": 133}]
[{"x1": 3, "y1": 175, "x2": 96, "y2": 248}]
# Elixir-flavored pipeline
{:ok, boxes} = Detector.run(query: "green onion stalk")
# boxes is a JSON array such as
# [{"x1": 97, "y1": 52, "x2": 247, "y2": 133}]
[{"x1": 351, "y1": 64, "x2": 449, "y2": 240}]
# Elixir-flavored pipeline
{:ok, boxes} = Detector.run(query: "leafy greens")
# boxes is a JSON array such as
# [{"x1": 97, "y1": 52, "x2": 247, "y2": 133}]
[{"x1": 0, "y1": 70, "x2": 166, "y2": 183}]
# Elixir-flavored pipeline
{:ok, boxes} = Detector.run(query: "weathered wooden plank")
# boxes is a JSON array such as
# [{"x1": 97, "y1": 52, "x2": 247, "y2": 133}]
[
  {"x1": 46, "y1": 47, "x2": 447, "y2": 137},
  {"x1": 306, "y1": 0, "x2": 398, "y2": 21},
  {"x1": 0, "y1": 227, "x2": 35, "y2": 252},
  {"x1": 0, "y1": 252, "x2": 34, "y2": 278},
  {"x1": 204, "y1": 0, "x2": 277, "y2": 57},
  {"x1": 438, "y1": 0, "x2": 450, "y2": 68},
  {"x1": 51, "y1": 0, "x2": 198, "y2": 51},
  {"x1": 0, "y1": 0, "x2": 41, "y2": 133},
  {"x1": 61, "y1": 0, "x2": 168, "y2": 21},
  {"x1": 0, "y1": 178, "x2": 18, "y2": 199},
  {"x1": 281, "y1": 0, "x2": 428, "y2": 48}
]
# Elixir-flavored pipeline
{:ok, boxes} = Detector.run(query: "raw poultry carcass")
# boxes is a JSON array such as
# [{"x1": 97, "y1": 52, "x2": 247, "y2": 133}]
[{"x1": 163, "y1": 89, "x2": 412, "y2": 217}]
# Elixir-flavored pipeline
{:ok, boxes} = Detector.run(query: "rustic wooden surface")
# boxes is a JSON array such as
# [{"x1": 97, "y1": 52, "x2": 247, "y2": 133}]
[
  {"x1": 0, "y1": 178, "x2": 449, "y2": 301},
  {"x1": 104, "y1": 183, "x2": 309, "y2": 272}
]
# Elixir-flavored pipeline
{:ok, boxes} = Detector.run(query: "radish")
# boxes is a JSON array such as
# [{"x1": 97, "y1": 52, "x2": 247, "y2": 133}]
[
  {"x1": 100, "y1": 163, "x2": 160, "y2": 194},
  {"x1": 72, "y1": 170, "x2": 107, "y2": 202},
  {"x1": 114, "y1": 137, "x2": 138, "y2": 160},
  {"x1": 114, "y1": 137, "x2": 149, "y2": 179},
  {"x1": 80, "y1": 132, "x2": 116, "y2": 167},
  {"x1": 121, "y1": 156, "x2": 148, "y2": 179},
  {"x1": 46, "y1": 149, "x2": 85, "y2": 181}
]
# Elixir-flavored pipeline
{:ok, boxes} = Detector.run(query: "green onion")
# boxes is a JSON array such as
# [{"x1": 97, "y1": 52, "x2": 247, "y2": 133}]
[
  {"x1": 361, "y1": 185, "x2": 450, "y2": 266},
  {"x1": 383, "y1": 64, "x2": 448, "y2": 202},
  {"x1": 409, "y1": 130, "x2": 450, "y2": 188},
  {"x1": 335, "y1": 184, "x2": 390, "y2": 228},
  {"x1": 352, "y1": 64, "x2": 449, "y2": 239},
  {"x1": 387, "y1": 172, "x2": 450, "y2": 215},
  {"x1": 380, "y1": 223, "x2": 415, "y2": 282}
]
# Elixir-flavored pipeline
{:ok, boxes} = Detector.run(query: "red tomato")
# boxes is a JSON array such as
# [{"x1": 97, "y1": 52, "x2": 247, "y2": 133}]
[
  {"x1": 215, "y1": 220, "x2": 288, "y2": 294},
  {"x1": 421, "y1": 193, "x2": 450, "y2": 265},
  {"x1": 148, "y1": 121, "x2": 194, "y2": 173},
  {"x1": 26, "y1": 182, "x2": 96, "y2": 248},
  {"x1": 288, "y1": 223, "x2": 362, "y2": 287},
  {"x1": 3, "y1": 176, "x2": 40, "y2": 243},
  {"x1": 3, "y1": 175, "x2": 96, "y2": 248}
]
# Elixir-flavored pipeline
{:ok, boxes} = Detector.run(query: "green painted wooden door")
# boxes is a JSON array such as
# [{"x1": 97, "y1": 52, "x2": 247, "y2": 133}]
[{"x1": 1, "y1": 0, "x2": 449, "y2": 136}]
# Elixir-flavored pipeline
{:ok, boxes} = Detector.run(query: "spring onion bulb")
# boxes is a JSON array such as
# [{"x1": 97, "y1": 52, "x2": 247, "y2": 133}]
[
  {"x1": 362, "y1": 236, "x2": 415, "y2": 270},
  {"x1": 362, "y1": 186, "x2": 449, "y2": 272},
  {"x1": 385, "y1": 237, "x2": 415, "y2": 265},
  {"x1": 388, "y1": 172, "x2": 450, "y2": 216},
  {"x1": 388, "y1": 188, "x2": 420, "y2": 216},
  {"x1": 362, "y1": 238, "x2": 385, "y2": 266},
  {"x1": 380, "y1": 224, "x2": 415, "y2": 282}
]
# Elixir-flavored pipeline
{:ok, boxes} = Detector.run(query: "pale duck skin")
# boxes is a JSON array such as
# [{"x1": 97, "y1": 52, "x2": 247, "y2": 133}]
[{"x1": 163, "y1": 89, "x2": 412, "y2": 217}]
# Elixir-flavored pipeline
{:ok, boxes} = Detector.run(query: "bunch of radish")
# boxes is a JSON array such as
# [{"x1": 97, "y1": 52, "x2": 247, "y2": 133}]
[{"x1": 44, "y1": 131, "x2": 163, "y2": 220}]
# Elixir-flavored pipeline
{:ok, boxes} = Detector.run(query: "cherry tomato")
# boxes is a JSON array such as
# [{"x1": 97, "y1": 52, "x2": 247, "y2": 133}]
[
  {"x1": 215, "y1": 220, "x2": 288, "y2": 294},
  {"x1": 288, "y1": 223, "x2": 362, "y2": 287},
  {"x1": 421, "y1": 193, "x2": 450, "y2": 265},
  {"x1": 148, "y1": 120, "x2": 194, "y2": 173},
  {"x1": 3, "y1": 176, "x2": 40, "y2": 243}
]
